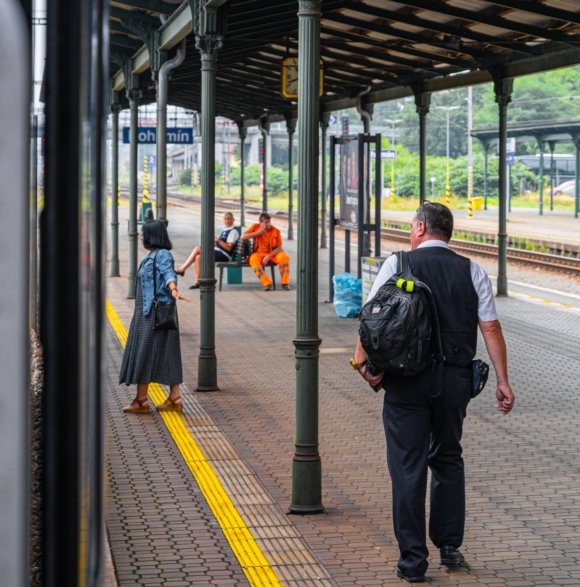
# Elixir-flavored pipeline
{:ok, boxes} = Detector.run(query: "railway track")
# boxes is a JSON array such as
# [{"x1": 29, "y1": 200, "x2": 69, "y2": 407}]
[
  {"x1": 123, "y1": 189, "x2": 580, "y2": 276},
  {"x1": 379, "y1": 227, "x2": 580, "y2": 276}
]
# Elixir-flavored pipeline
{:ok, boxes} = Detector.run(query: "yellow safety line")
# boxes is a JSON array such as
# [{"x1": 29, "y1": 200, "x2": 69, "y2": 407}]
[
  {"x1": 105, "y1": 299, "x2": 282, "y2": 587},
  {"x1": 508, "y1": 290, "x2": 580, "y2": 313}
]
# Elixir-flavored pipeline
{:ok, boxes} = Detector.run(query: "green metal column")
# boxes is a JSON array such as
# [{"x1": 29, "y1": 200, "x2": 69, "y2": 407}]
[
  {"x1": 237, "y1": 123, "x2": 247, "y2": 226},
  {"x1": 492, "y1": 72, "x2": 513, "y2": 296},
  {"x1": 483, "y1": 142, "x2": 490, "y2": 210},
  {"x1": 127, "y1": 87, "x2": 141, "y2": 299},
  {"x1": 259, "y1": 117, "x2": 270, "y2": 212},
  {"x1": 194, "y1": 6, "x2": 223, "y2": 391},
  {"x1": 320, "y1": 112, "x2": 329, "y2": 249},
  {"x1": 287, "y1": 115, "x2": 296, "y2": 240},
  {"x1": 574, "y1": 135, "x2": 580, "y2": 219},
  {"x1": 290, "y1": 0, "x2": 323, "y2": 515},
  {"x1": 414, "y1": 88, "x2": 431, "y2": 204},
  {"x1": 548, "y1": 140, "x2": 556, "y2": 212},
  {"x1": 110, "y1": 101, "x2": 121, "y2": 277},
  {"x1": 537, "y1": 137, "x2": 545, "y2": 216}
]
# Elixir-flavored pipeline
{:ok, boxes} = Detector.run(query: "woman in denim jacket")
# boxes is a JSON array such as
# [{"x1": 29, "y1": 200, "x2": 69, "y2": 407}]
[{"x1": 120, "y1": 220, "x2": 190, "y2": 413}]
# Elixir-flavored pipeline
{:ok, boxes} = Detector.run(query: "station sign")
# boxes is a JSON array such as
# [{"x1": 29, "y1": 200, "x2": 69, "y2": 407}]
[
  {"x1": 506, "y1": 137, "x2": 516, "y2": 152},
  {"x1": 122, "y1": 127, "x2": 194, "y2": 144},
  {"x1": 370, "y1": 149, "x2": 396, "y2": 160}
]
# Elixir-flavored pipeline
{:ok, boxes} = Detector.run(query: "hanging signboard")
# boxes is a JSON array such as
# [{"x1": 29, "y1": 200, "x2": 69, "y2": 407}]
[
  {"x1": 122, "y1": 127, "x2": 194, "y2": 144},
  {"x1": 339, "y1": 136, "x2": 361, "y2": 229}
]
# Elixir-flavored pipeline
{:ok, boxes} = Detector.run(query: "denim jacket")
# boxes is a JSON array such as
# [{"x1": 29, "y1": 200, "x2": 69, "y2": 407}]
[{"x1": 138, "y1": 248, "x2": 177, "y2": 316}]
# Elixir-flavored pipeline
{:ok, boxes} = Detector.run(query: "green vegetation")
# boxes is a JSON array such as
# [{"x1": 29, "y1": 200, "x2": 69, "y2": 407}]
[
  {"x1": 173, "y1": 67, "x2": 580, "y2": 215},
  {"x1": 373, "y1": 66, "x2": 580, "y2": 158}
]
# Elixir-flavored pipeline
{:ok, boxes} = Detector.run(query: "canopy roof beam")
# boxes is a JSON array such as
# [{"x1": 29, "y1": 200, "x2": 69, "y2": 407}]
[
  {"x1": 112, "y1": 0, "x2": 176, "y2": 14},
  {"x1": 346, "y1": 4, "x2": 535, "y2": 55},
  {"x1": 485, "y1": 0, "x2": 580, "y2": 26},
  {"x1": 320, "y1": 26, "x2": 469, "y2": 68},
  {"x1": 399, "y1": 0, "x2": 578, "y2": 44},
  {"x1": 324, "y1": 12, "x2": 489, "y2": 59}
]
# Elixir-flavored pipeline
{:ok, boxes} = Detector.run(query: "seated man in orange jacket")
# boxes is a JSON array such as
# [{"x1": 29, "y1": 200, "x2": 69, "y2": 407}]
[{"x1": 241, "y1": 212, "x2": 291, "y2": 291}]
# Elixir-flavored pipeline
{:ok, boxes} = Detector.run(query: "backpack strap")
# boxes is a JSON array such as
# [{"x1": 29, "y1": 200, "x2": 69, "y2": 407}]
[{"x1": 396, "y1": 251, "x2": 408, "y2": 274}]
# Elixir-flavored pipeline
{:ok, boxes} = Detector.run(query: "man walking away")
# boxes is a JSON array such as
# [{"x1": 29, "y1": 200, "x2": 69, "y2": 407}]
[{"x1": 352, "y1": 202, "x2": 515, "y2": 583}]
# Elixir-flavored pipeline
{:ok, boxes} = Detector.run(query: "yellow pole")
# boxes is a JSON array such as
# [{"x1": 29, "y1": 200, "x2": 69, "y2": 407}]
[
  {"x1": 143, "y1": 154, "x2": 149, "y2": 203},
  {"x1": 445, "y1": 159, "x2": 451, "y2": 207},
  {"x1": 467, "y1": 164, "x2": 473, "y2": 218}
]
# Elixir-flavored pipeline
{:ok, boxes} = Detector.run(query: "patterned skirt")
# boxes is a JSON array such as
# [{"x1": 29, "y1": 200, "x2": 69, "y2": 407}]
[{"x1": 119, "y1": 276, "x2": 183, "y2": 386}]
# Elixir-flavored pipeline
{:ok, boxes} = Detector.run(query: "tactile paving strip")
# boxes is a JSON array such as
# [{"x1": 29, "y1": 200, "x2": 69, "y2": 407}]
[
  {"x1": 105, "y1": 332, "x2": 250, "y2": 586},
  {"x1": 106, "y1": 295, "x2": 335, "y2": 586}
]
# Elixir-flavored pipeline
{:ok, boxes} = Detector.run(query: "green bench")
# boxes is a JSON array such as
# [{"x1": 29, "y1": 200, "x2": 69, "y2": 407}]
[{"x1": 216, "y1": 232, "x2": 277, "y2": 291}]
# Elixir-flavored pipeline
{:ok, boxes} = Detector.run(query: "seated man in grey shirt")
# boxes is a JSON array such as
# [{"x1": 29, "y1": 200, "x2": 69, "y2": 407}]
[{"x1": 177, "y1": 212, "x2": 240, "y2": 289}]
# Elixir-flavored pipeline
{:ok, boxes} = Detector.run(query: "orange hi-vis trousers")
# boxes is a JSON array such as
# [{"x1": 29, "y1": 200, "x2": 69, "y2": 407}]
[{"x1": 249, "y1": 251, "x2": 291, "y2": 287}]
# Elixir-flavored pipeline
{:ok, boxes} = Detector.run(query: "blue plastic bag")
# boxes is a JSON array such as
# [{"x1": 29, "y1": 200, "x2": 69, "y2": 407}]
[{"x1": 333, "y1": 272, "x2": 362, "y2": 318}]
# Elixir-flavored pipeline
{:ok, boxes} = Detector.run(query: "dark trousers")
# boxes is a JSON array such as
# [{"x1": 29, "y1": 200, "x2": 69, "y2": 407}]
[{"x1": 382, "y1": 365, "x2": 471, "y2": 576}]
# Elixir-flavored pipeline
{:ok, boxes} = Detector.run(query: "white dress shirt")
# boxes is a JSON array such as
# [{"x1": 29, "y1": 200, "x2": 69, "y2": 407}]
[{"x1": 366, "y1": 240, "x2": 497, "y2": 322}]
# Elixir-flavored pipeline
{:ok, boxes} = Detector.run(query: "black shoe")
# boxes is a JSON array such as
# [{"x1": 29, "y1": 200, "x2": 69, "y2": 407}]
[
  {"x1": 396, "y1": 568, "x2": 427, "y2": 583},
  {"x1": 189, "y1": 283, "x2": 200, "y2": 290},
  {"x1": 263, "y1": 285, "x2": 273, "y2": 291},
  {"x1": 282, "y1": 284, "x2": 292, "y2": 290},
  {"x1": 440, "y1": 546, "x2": 466, "y2": 569}
]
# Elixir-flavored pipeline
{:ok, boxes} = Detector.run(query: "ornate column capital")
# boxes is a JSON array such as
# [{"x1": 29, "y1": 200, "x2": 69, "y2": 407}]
[
  {"x1": 412, "y1": 83, "x2": 431, "y2": 116},
  {"x1": 191, "y1": 0, "x2": 225, "y2": 58},
  {"x1": 126, "y1": 87, "x2": 142, "y2": 104},
  {"x1": 195, "y1": 33, "x2": 224, "y2": 57},
  {"x1": 298, "y1": 0, "x2": 321, "y2": 15},
  {"x1": 109, "y1": 89, "x2": 123, "y2": 115},
  {"x1": 236, "y1": 122, "x2": 247, "y2": 141},
  {"x1": 285, "y1": 114, "x2": 297, "y2": 135},
  {"x1": 490, "y1": 67, "x2": 514, "y2": 108}
]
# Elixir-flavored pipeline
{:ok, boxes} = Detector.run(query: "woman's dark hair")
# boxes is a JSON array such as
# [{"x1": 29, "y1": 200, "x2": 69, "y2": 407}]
[
  {"x1": 415, "y1": 201, "x2": 453, "y2": 241},
  {"x1": 142, "y1": 219, "x2": 173, "y2": 250}
]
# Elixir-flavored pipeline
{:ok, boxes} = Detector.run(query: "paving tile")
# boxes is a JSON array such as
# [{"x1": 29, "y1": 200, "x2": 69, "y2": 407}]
[{"x1": 105, "y1": 203, "x2": 580, "y2": 586}]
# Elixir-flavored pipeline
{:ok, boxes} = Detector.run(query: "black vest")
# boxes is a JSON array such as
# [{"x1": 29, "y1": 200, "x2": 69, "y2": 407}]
[
  {"x1": 215, "y1": 227, "x2": 235, "y2": 259},
  {"x1": 407, "y1": 246, "x2": 479, "y2": 367}
]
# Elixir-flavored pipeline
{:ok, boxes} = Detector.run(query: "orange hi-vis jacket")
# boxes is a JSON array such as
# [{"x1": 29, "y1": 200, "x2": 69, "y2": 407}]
[
  {"x1": 246, "y1": 224, "x2": 290, "y2": 287},
  {"x1": 247, "y1": 223, "x2": 283, "y2": 254}
]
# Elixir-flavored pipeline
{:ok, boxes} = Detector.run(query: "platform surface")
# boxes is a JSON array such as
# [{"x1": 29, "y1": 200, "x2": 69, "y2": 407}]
[{"x1": 105, "y1": 199, "x2": 580, "y2": 586}]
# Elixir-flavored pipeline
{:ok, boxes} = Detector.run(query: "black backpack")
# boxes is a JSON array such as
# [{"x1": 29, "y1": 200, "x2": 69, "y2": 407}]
[
  {"x1": 231, "y1": 237, "x2": 252, "y2": 263},
  {"x1": 359, "y1": 251, "x2": 444, "y2": 376}
]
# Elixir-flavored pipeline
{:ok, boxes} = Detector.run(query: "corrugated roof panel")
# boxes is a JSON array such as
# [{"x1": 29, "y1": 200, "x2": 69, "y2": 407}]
[
  {"x1": 469, "y1": 23, "x2": 528, "y2": 38},
  {"x1": 549, "y1": 0, "x2": 580, "y2": 11}
]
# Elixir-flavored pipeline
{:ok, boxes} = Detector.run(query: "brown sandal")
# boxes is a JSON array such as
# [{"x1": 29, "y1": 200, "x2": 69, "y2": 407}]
[
  {"x1": 122, "y1": 398, "x2": 150, "y2": 414},
  {"x1": 156, "y1": 397, "x2": 183, "y2": 413}
]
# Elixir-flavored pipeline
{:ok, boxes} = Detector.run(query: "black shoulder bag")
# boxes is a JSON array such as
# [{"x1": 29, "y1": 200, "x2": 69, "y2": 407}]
[{"x1": 152, "y1": 251, "x2": 178, "y2": 331}]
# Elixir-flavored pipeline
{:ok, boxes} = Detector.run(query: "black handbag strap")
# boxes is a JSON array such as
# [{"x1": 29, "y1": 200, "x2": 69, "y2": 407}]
[{"x1": 151, "y1": 250, "x2": 160, "y2": 301}]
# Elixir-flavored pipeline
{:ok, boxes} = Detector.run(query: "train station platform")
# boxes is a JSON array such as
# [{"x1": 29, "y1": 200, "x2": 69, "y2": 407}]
[
  {"x1": 104, "y1": 200, "x2": 580, "y2": 586},
  {"x1": 381, "y1": 205, "x2": 580, "y2": 253}
]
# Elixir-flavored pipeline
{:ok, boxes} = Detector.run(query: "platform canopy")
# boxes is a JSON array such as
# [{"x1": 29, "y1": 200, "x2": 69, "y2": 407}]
[
  {"x1": 109, "y1": 0, "x2": 580, "y2": 124},
  {"x1": 472, "y1": 120, "x2": 580, "y2": 146}
]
